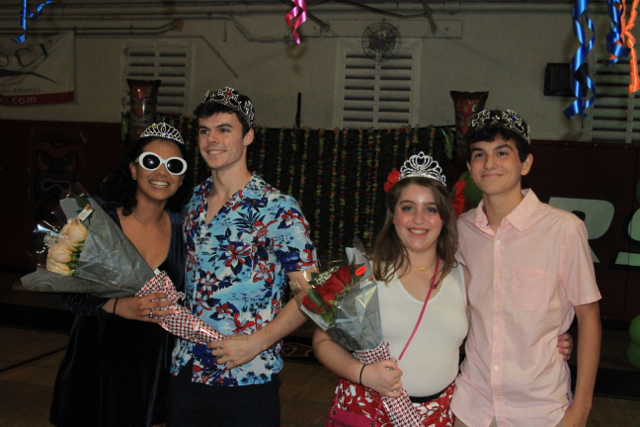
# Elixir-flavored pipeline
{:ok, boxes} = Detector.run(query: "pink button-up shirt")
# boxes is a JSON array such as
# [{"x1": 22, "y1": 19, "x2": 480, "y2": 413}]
[{"x1": 451, "y1": 190, "x2": 601, "y2": 427}]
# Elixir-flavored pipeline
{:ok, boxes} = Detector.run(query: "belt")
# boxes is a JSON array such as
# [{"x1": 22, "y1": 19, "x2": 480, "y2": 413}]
[{"x1": 408, "y1": 385, "x2": 449, "y2": 404}]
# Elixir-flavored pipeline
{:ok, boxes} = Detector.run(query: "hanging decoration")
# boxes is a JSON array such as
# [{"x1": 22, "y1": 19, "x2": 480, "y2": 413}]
[
  {"x1": 621, "y1": 0, "x2": 640, "y2": 93},
  {"x1": 564, "y1": 0, "x2": 596, "y2": 119},
  {"x1": 12, "y1": 0, "x2": 53, "y2": 43},
  {"x1": 606, "y1": 0, "x2": 631, "y2": 65},
  {"x1": 285, "y1": 0, "x2": 308, "y2": 44}
]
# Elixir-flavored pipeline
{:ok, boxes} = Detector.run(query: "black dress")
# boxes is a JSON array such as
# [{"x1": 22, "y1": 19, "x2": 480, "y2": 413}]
[{"x1": 45, "y1": 202, "x2": 185, "y2": 427}]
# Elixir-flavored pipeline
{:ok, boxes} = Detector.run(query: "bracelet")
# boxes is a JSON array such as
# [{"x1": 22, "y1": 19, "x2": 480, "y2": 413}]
[
  {"x1": 113, "y1": 298, "x2": 119, "y2": 315},
  {"x1": 359, "y1": 363, "x2": 366, "y2": 385}
]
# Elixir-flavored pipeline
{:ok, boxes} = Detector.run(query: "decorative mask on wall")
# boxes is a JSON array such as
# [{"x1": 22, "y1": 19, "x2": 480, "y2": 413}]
[
  {"x1": 127, "y1": 79, "x2": 161, "y2": 144},
  {"x1": 450, "y1": 91, "x2": 489, "y2": 164}
]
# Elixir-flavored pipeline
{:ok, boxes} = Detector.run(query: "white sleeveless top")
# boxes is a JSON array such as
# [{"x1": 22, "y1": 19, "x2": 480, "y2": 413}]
[{"x1": 378, "y1": 263, "x2": 468, "y2": 397}]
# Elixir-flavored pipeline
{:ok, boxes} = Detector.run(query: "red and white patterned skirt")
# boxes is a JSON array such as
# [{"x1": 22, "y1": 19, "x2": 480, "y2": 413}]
[{"x1": 333, "y1": 378, "x2": 456, "y2": 427}]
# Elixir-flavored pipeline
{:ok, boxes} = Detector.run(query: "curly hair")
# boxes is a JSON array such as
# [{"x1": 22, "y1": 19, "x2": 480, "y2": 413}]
[
  {"x1": 372, "y1": 177, "x2": 458, "y2": 286},
  {"x1": 93, "y1": 136, "x2": 193, "y2": 216},
  {"x1": 465, "y1": 109, "x2": 531, "y2": 163}
]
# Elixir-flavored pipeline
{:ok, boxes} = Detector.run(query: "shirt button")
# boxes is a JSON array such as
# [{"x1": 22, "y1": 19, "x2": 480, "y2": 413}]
[
  {"x1": 494, "y1": 397, "x2": 501, "y2": 401},
  {"x1": 496, "y1": 272, "x2": 501, "y2": 277},
  {"x1": 496, "y1": 240, "x2": 501, "y2": 244},
  {"x1": 496, "y1": 333, "x2": 500, "y2": 338},
  {"x1": 494, "y1": 366, "x2": 499, "y2": 371},
  {"x1": 495, "y1": 303, "x2": 500, "y2": 308}
]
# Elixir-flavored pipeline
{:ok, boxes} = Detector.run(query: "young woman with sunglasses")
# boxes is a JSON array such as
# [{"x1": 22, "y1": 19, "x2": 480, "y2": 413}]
[{"x1": 45, "y1": 123, "x2": 193, "y2": 427}]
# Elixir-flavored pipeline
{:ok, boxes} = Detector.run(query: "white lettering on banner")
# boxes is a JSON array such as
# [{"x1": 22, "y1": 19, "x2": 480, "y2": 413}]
[
  {"x1": 616, "y1": 204, "x2": 640, "y2": 267},
  {"x1": 549, "y1": 197, "x2": 615, "y2": 263},
  {"x1": 0, "y1": 96, "x2": 37, "y2": 105}
]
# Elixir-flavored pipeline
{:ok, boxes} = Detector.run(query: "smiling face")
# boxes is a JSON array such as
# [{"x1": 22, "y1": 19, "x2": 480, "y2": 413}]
[
  {"x1": 129, "y1": 139, "x2": 185, "y2": 204},
  {"x1": 467, "y1": 137, "x2": 533, "y2": 200},
  {"x1": 197, "y1": 112, "x2": 254, "y2": 174},
  {"x1": 393, "y1": 184, "x2": 443, "y2": 257}
]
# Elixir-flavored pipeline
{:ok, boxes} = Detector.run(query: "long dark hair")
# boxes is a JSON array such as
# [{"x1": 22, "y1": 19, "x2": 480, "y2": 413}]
[
  {"x1": 372, "y1": 177, "x2": 458, "y2": 286},
  {"x1": 94, "y1": 136, "x2": 193, "y2": 215}
]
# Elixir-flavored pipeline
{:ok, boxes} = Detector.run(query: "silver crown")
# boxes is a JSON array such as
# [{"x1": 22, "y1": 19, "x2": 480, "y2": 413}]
[
  {"x1": 470, "y1": 109, "x2": 530, "y2": 144},
  {"x1": 399, "y1": 152, "x2": 446, "y2": 187},
  {"x1": 139, "y1": 122, "x2": 184, "y2": 145},
  {"x1": 202, "y1": 87, "x2": 255, "y2": 128}
]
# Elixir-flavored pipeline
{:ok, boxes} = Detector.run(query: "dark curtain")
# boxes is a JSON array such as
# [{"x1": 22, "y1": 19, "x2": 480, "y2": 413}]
[{"x1": 158, "y1": 114, "x2": 454, "y2": 260}]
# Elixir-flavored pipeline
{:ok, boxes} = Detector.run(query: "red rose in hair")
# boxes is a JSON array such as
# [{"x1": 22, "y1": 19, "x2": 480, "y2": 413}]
[{"x1": 383, "y1": 170, "x2": 401, "y2": 192}]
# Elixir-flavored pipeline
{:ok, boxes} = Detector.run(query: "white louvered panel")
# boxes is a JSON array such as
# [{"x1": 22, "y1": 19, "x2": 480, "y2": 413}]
[
  {"x1": 123, "y1": 42, "x2": 192, "y2": 115},
  {"x1": 334, "y1": 39, "x2": 421, "y2": 128},
  {"x1": 589, "y1": 56, "x2": 639, "y2": 143},
  {"x1": 343, "y1": 54, "x2": 377, "y2": 126}
]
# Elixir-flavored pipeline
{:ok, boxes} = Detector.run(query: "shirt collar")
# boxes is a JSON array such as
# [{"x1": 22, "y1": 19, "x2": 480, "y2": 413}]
[
  {"x1": 474, "y1": 189, "x2": 539, "y2": 232},
  {"x1": 195, "y1": 173, "x2": 265, "y2": 201}
]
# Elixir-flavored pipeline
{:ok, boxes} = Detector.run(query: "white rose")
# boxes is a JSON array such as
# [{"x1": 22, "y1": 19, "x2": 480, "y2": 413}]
[
  {"x1": 46, "y1": 257, "x2": 72, "y2": 276},
  {"x1": 60, "y1": 218, "x2": 88, "y2": 244},
  {"x1": 47, "y1": 243, "x2": 74, "y2": 263}
]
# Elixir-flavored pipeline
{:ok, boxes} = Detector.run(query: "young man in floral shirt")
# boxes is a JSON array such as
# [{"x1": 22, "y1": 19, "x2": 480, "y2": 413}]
[{"x1": 168, "y1": 87, "x2": 318, "y2": 427}]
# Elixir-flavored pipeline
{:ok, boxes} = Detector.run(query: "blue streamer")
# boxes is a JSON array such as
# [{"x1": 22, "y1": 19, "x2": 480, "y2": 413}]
[
  {"x1": 564, "y1": 0, "x2": 597, "y2": 120},
  {"x1": 12, "y1": 0, "x2": 53, "y2": 44},
  {"x1": 606, "y1": 0, "x2": 631, "y2": 65}
]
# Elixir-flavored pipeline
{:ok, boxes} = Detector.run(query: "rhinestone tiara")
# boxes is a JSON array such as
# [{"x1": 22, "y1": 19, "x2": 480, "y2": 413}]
[
  {"x1": 470, "y1": 109, "x2": 530, "y2": 144},
  {"x1": 139, "y1": 122, "x2": 184, "y2": 145},
  {"x1": 399, "y1": 152, "x2": 446, "y2": 187},
  {"x1": 201, "y1": 86, "x2": 255, "y2": 128}
]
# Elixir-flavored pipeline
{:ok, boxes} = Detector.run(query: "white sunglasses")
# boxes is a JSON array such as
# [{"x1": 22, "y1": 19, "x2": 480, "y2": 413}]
[{"x1": 134, "y1": 152, "x2": 188, "y2": 176}]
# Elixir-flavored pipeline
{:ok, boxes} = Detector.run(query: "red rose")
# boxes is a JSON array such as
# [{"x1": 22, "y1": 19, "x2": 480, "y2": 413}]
[
  {"x1": 317, "y1": 285, "x2": 338, "y2": 302},
  {"x1": 384, "y1": 170, "x2": 401, "y2": 192},
  {"x1": 320, "y1": 265, "x2": 352, "y2": 297},
  {"x1": 302, "y1": 293, "x2": 326, "y2": 314}
]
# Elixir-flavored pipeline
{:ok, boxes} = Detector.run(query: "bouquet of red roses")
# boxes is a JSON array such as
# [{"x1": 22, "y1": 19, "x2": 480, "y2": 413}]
[
  {"x1": 291, "y1": 244, "x2": 423, "y2": 427},
  {"x1": 292, "y1": 245, "x2": 382, "y2": 351}
]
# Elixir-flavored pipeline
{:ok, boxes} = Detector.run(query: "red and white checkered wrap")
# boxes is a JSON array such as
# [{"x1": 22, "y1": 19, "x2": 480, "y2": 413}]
[
  {"x1": 135, "y1": 271, "x2": 184, "y2": 302},
  {"x1": 160, "y1": 304, "x2": 226, "y2": 345},
  {"x1": 353, "y1": 341, "x2": 422, "y2": 427},
  {"x1": 136, "y1": 271, "x2": 226, "y2": 346}
]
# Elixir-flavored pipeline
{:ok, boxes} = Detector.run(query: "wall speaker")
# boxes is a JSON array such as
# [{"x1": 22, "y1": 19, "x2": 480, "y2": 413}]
[{"x1": 544, "y1": 63, "x2": 589, "y2": 96}]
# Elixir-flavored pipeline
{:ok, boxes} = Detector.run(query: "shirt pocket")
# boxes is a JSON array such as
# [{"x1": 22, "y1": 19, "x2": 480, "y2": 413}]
[{"x1": 512, "y1": 268, "x2": 550, "y2": 311}]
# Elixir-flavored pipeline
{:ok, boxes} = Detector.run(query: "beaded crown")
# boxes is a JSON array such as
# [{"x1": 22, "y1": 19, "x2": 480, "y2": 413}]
[
  {"x1": 139, "y1": 122, "x2": 184, "y2": 145},
  {"x1": 201, "y1": 87, "x2": 255, "y2": 128},
  {"x1": 470, "y1": 109, "x2": 530, "y2": 144},
  {"x1": 399, "y1": 152, "x2": 446, "y2": 187}
]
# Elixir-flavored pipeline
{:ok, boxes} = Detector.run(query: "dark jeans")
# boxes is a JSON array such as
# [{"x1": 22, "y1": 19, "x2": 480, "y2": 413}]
[{"x1": 167, "y1": 363, "x2": 281, "y2": 427}]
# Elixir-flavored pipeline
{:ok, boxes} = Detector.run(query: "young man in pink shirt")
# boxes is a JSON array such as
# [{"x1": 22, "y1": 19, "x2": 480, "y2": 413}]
[{"x1": 451, "y1": 110, "x2": 602, "y2": 427}]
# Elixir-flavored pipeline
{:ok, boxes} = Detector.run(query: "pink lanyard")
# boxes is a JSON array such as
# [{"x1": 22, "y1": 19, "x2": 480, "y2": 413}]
[
  {"x1": 398, "y1": 257, "x2": 440, "y2": 361},
  {"x1": 345, "y1": 258, "x2": 441, "y2": 418}
]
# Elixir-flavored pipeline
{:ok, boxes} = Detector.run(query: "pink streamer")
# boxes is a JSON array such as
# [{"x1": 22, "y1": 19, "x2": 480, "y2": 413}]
[{"x1": 285, "y1": 0, "x2": 308, "y2": 44}]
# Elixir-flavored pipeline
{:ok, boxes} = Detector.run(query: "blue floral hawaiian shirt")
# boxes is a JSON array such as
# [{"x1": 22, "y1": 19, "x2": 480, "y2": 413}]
[{"x1": 171, "y1": 174, "x2": 317, "y2": 386}]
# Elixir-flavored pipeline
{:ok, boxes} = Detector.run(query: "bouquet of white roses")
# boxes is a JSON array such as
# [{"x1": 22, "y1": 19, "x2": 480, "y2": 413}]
[
  {"x1": 19, "y1": 183, "x2": 156, "y2": 298},
  {"x1": 19, "y1": 183, "x2": 228, "y2": 346}
]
